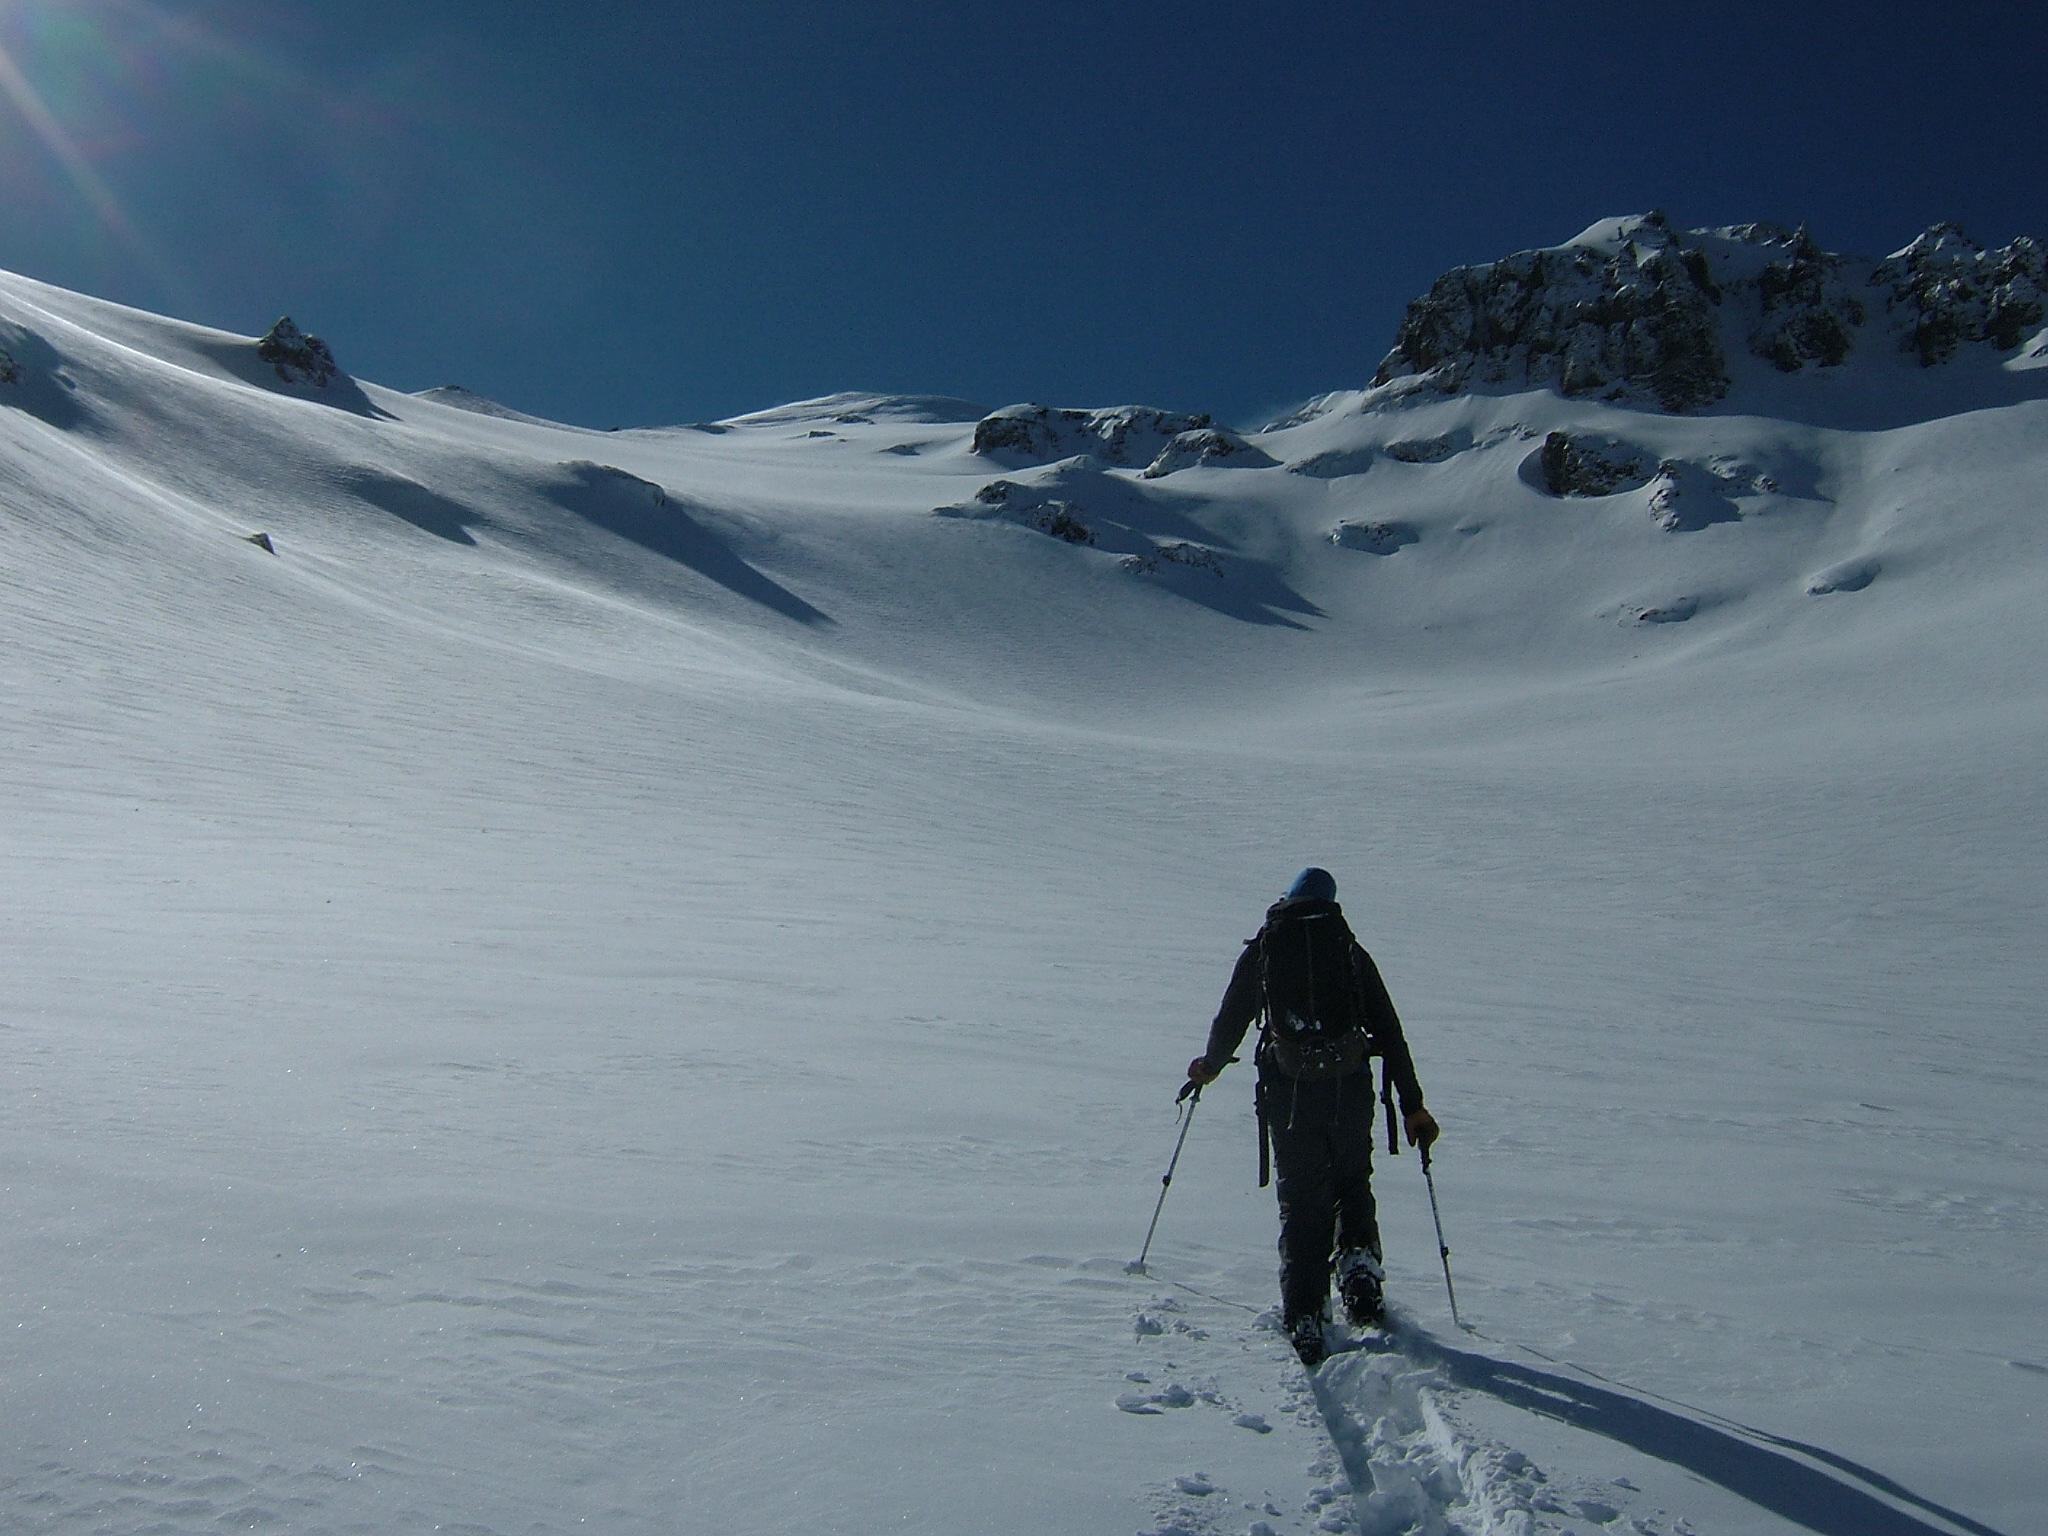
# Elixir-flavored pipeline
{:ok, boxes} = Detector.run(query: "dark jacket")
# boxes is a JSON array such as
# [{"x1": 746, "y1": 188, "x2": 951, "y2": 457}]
[{"x1": 1199, "y1": 897, "x2": 1425, "y2": 1115}]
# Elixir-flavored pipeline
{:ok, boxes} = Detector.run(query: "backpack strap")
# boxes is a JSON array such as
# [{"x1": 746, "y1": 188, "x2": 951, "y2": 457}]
[
  {"x1": 1255, "y1": 1077, "x2": 1271, "y2": 1188},
  {"x1": 1249, "y1": 929, "x2": 1274, "y2": 1064},
  {"x1": 1381, "y1": 1055, "x2": 1399, "y2": 1155},
  {"x1": 1248, "y1": 928, "x2": 1273, "y2": 1184}
]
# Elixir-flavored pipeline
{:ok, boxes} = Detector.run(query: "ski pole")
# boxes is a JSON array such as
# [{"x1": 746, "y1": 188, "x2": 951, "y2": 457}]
[
  {"x1": 1419, "y1": 1146, "x2": 1466, "y2": 1330},
  {"x1": 1127, "y1": 1083, "x2": 1201, "y2": 1275}
]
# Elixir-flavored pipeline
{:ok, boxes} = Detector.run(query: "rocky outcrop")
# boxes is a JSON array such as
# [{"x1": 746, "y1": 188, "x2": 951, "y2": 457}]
[
  {"x1": 1329, "y1": 520, "x2": 1419, "y2": 555},
  {"x1": 256, "y1": 317, "x2": 339, "y2": 388},
  {"x1": 971, "y1": 404, "x2": 1211, "y2": 467},
  {"x1": 1374, "y1": 215, "x2": 2048, "y2": 410},
  {"x1": 1123, "y1": 540, "x2": 1223, "y2": 576},
  {"x1": 1374, "y1": 212, "x2": 1730, "y2": 411},
  {"x1": 1873, "y1": 224, "x2": 2047, "y2": 364},
  {"x1": 1749, "y1": 227, "x2": 1863, "y2": 372},
  {"x1": 1286, "y1": 447, "x2": 1377, "y2": 479},
  {"x1": 1537, "y1": 433, "x2": 1770, "y2": 530},
  {"x1": 1140, "y1": 428, "x2": 1276, "y2": 478},
  {"x1": 935, "y1": 462, "x2": 1225, "y2": 574},
  {"x1": 1626, "y1": 596, "x2": 1700, "y2": 624},
  {"x1": 1645, "y1": 461, "x2": 1744, "y2": 531},
  {"x1": 0, "y1": 345, "x2": 20, "y2": 385},
  {"x1": 936, "y1": 478, "x2": 1096, "y2": 544},
  {"x1": 1383, "y1": 434, "x2": 1462, "y2": 464},
  {"x1": 1538, "y1": 433, "x2": 1652, "y2": 497}
]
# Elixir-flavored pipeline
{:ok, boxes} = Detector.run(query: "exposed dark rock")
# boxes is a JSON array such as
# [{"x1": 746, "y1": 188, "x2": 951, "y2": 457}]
[
  {"x1": 1123, "y1": 540, "x2": 1223, "y2": 576},
  {"x1": 1373, "y1": 215, "x2": 2048, "y2": 409},
  {"x1": 1873, "y1": 225, "x2": 2047, "y2": 365},
  {"x1": 0, "y1": 346, "x2": 19, "y2": 385},
  {"x1": 1374, "y1": 212, "x2": 1731, "y2": 412},
  {"x1": 971, "y1": 403, "x2": 1211, "y2": 467},
  {"x1": 1538, "y1": 432, "x2": 1652, "y2": 497},
  {"x1": 244, "y1": 531, "x2": 275, "y2": 554},
  {"x1": 1140, "y1": 428, "x2": 1277, "y2": 478},
  {"x1": 1627, "y1": 596, "x2": 1699, "y2": 624},
  {"x1": 968, "y1": 408, "x2": 1059, "y2": 458},
  {"x1": 1040, "y1": 506, "x2": 1095, "y2": 543},
  {"x1": 1329, "y1": 520, "x2": 1419, "y2": 555},
  {"x1": 1383, "y1": 434, "x2": 1461, "y2": 463},
  {"x1": 1286, "y1": 447, "x2": 1377, "y2": 479},
  {"x1": 937, "y1": 478, "x2": 1097, "y2": 544},
  {"x1": 256, "y1": 317, "x2": 339, "y2": 388},
  {"x1": 1751, "y1": 226, "x2": 1862, "y2": 371}
]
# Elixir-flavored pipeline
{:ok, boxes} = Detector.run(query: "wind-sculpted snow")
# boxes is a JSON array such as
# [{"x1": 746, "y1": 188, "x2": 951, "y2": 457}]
[
  {"x1": 933, "y1": 456, "x2": 1321, "y2": 626},
  {"x1": 1141, "y1": 427, "x2": 1278, "y2": 478},
  {"x1": 411, "y1": 384, "x2": 573, "y2": 428},
  {"x1": 0, "y1": 317, "x2": 87, "y2": 427},
  {"x1": 721, "y1": 390, "x2": 991, "y2": 427}
]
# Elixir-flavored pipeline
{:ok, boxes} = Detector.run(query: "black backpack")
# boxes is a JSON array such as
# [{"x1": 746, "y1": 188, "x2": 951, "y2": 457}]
[{"x1": 1257, "y1": 898, "x2": 1369, "y2": 1080}]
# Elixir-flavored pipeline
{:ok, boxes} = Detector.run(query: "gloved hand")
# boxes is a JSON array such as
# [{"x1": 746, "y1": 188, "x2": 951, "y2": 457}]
[
  {"x1": 1185, "y1": 1056, "x2": 1221, "y2": 1087},
  {"x1": 1404, "y1": 1108, "x2": 1440, "y2": 1151}
]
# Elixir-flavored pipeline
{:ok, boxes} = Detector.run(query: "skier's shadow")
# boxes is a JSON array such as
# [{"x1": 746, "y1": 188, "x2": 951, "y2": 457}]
[{"x1": 1401, "y1": 1329, "x2": 2009, "y2": 1536}]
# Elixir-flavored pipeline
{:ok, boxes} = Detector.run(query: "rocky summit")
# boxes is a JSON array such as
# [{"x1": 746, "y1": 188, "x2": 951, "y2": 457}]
[
  {"x1": 1372, "y1": 213, "x2": 2048, "y2": 412},
  {"x1": 255, "y1": 315, "x2": 340, "y2": 388}
]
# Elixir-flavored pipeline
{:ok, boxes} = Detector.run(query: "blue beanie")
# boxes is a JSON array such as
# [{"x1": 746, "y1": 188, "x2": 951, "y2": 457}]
[{"x1": 1286, "y1": 867, "x2": 1337, "y2": 902}]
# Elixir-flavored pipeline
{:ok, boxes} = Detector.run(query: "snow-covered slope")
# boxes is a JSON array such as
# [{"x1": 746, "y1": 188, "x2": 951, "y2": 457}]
[{"x1": 1, "y1": 232, "x2": 2042, "y2": 1536}]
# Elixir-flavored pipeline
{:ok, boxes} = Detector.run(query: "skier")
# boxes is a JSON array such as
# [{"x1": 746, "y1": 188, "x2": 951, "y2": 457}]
[{"x1": 1184, "y1": 867, "x2": 1438, "y2": 1367}]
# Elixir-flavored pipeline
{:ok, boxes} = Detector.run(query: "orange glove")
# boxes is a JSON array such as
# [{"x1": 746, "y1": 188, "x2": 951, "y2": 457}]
[{"x1": 1404, "y1": 1108, "x2": 1440, "y2": 1151}]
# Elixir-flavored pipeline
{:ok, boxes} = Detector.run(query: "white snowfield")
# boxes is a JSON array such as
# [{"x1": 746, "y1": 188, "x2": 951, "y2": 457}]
[{"x1": 0, "y1": 248, "x2": 2043, "y2": 1536}]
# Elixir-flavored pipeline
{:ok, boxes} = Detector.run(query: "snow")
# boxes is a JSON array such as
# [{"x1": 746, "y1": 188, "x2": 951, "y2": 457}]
[{"x1": 1, "y1": 260, "x2": 2043, "y2": 1536}]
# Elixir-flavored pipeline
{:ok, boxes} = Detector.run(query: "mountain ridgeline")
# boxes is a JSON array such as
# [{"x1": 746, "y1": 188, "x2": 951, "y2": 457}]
[{"x1": 1368, "y1": 214, "x2": 2048, "y2": 412}]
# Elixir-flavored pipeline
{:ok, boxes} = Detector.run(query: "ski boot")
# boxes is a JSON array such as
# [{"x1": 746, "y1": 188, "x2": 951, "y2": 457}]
[
  {"x1": 1286, "y1": 1311, "x2": 1327, "y2": 1369},
  {"x1": 1336, "y1": 1249, "x2": 1385, "y2": 1329}
]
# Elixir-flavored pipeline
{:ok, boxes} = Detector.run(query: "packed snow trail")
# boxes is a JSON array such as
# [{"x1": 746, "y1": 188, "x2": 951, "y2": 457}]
[
  {"x1": 1116, "y1": 1283, "x2": 2022, "y2": 1536},
  {"x1": 1321, "y1": 1315, "x2": 2017, "y2": 1536}
]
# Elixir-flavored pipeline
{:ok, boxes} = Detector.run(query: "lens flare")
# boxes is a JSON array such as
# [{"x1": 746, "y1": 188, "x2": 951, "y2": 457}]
[
  {"x1": 0, "y1": 0, "x2": 185, "y2": 293},
  {"x1": 0, "y1": 35, "x2": 149, "y2": 254},
  {"x1": 0, "y1": 0, "x2": 427, "y2": 309}
]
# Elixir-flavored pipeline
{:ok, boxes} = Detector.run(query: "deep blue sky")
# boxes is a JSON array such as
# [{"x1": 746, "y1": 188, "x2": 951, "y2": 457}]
[{"x1": 1, "y1": 1, "x2": 2042, "y2": 428}]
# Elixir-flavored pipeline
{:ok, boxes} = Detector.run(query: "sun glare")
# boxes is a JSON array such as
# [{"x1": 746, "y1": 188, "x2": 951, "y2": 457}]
[
  {"x1": 0, "y1": 0, "x2": 300, "y2": 298},
  {"x1": 0, "y1": 0, "x2": 170, "y2": 288}
]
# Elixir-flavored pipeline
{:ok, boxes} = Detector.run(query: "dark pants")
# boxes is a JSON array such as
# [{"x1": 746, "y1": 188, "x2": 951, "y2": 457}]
[{"x1": 1261, "y1": 1068, "x2": 1380, "y2": 1322}]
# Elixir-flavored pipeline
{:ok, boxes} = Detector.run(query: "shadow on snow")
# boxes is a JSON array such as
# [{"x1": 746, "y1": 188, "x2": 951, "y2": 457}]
[
  {"x1": 1401, "y1": 1328, "x2": 2011, "y2": 1536},
  {"x1": 541, "y1": 461, "x2": 830, "y2": 626}
]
